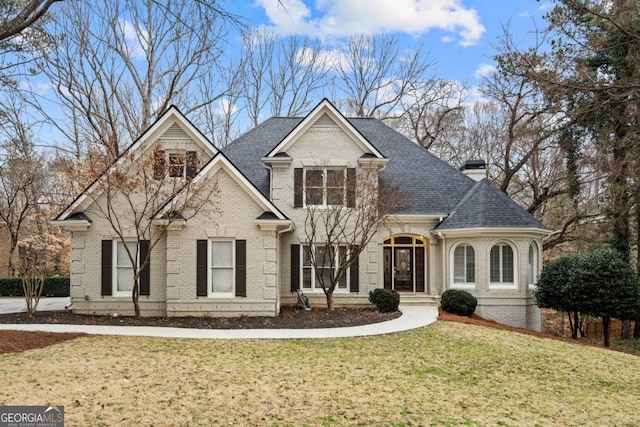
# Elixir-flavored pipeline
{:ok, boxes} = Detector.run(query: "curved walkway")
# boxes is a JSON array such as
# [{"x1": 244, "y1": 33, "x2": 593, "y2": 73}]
[{"x1": 0, "y1": 297, "x2": 438, "y2": 339}]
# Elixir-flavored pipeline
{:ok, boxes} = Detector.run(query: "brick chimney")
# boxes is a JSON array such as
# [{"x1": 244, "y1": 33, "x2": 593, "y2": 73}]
[{"x1": 460, "y1": 160, "x2": 487, "y2": 181}]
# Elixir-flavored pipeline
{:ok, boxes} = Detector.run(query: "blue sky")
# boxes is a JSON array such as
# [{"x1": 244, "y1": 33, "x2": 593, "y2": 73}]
[{"x1": 229, "y1": 0, "x2": 553, "y2": 84}]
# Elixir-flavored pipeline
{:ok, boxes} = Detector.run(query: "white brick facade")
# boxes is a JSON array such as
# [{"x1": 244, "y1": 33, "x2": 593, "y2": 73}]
[{"x1": 54, "y1": 102, "x2": 549, "y2": 330}]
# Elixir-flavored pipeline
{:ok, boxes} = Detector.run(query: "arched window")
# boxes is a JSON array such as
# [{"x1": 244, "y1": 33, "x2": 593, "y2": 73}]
[
  {"x1": 489, "y1": 243, "x2": 515, "y2": 287},
  {"x1": 527, "y1": 242, "x2": 539, "y2": 286},
  {"x1": 452, "y1": 244, "x2": 475, "y2": 288}
]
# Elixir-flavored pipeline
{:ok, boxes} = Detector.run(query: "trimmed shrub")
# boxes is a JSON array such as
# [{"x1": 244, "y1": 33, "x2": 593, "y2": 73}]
[
  {"x1": 441, "y1": 289, "x2": 477, "y2": 316},
  {"x1": 369, "y1": 288, "x2": 400, "y2": 312},
  {"x1": 0, "y1": 277, "x2": 70, "y2": 297}
]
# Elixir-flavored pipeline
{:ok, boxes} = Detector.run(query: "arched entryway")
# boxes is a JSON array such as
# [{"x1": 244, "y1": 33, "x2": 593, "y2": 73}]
[{"x1": 383, "y1": 235, "x2": 428, "y2": 292}]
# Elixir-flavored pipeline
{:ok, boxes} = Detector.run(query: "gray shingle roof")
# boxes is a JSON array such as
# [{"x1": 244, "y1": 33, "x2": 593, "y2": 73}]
[
  {"x1": 221, "y1": 116, "x2": 546, "y2": 230},
  {"x1": 436, "y1": 179, "x2": 548, "y2": 230}
]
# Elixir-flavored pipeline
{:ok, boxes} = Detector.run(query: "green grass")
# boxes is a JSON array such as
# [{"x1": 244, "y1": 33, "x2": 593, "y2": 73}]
[{"x1": 1, "y1": 321, "x2": 639, "y2": 426}]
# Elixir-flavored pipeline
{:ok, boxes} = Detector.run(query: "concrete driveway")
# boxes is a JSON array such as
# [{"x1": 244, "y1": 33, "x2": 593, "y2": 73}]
[{"x1": 0, "y1": 297, "x2": 70, "y2": 314}]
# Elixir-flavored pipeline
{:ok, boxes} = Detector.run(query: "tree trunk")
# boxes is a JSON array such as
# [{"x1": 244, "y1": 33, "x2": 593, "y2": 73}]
[
  {"x1": 603, "y1": 317, "x2": 611, "y2": 347},
  {"x1": 8, "y1": 234, "x2": 18, "y2": 277},
  {"x1": 570, "y1": 311, "x2": 579, "y2": 339},
  {"x1": 132, "y1": 281, "x2": 140, "y2": 318},
  {"x1": 325, "y1": 291, "x2": 334, "y2": 311},
  {"x1": 634, "y1": 319, "x2": 640, "y2": 339},
  {"x1": 621, "y1": 319, "x2": 631, "y2": 339}
]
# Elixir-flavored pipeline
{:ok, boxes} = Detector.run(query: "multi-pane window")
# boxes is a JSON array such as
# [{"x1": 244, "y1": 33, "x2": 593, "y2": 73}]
[
  {"x1": 304, "y1": 168, "x2": 346, "y2": 207},
  {"x1": 115, "y1": 241, "x2": 137, "y2": 294},
  {"x1": 527, "y1": 242, "x2": 539, "y2": 286},
  {"x1": 490, "y1": 243, "x2": 514, "y2": 285},
  {"x1": 302, "y1": 245, "x2": 348, "y2": 291},
  {"x1": 210, "y1": 241, "x2": 234, "y2": 294},
  {"x1": 168, "y1": 153, "x2": 187, "y2": 178},
  {"x1": 453, "y1": 244, "x2": 475, "y2": 286}
]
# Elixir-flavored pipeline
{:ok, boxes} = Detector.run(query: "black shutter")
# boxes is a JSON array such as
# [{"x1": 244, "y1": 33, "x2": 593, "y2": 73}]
[
  {"x1": 346, "y1": 168, "x2": 356, "y2": 207},
  {"x1": 139, "y1": 240, "x2": 150, "y2": 296},
  {"x1": 350, "y1": 245, "x2": 359, "y2": 293},
  {"x1": 291, "y1": 244, "x2": 300, "y2": 291},
  {"x1": 235, "y1": 240, "x2": 246, "y2": 297},
  {"x1": 196, "y1": 240, "x2": 208, "y2": 297},
  {"x1": 101, "y1": 240, "x2": 112, "y2": 296},
  {"x1": 186, "y1": 151, "x2": 197, "y2": 178},
  {"x1": 153, "y1": 150, "x2": 166, "y2": 180},
  {"x1": 415, "y1": 246, "x2": 425, "y2": 292},
  {"x1": 294, "y1": 168, "x2": 303, "y2": 208}
]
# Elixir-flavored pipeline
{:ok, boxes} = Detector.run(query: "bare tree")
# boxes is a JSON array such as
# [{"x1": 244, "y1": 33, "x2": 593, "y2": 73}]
[
  {"x1": 0, "y1": 0, "x2": 60, "y2": 42},
  {"x1": 390, "y1": 79, "x2": 466, "y2": 151},
  {"x1": 334, "y1": 34, "x2": 435, "y2": 119},
  {"x1": 82, "y1": 147, "x2": 218, "y2": 318},
  {"x1": 0, "y1": 106, "x2": 46, "y2": 276},
  {"x1": 39, "y1": 0, "x2": 238, "y2": 160},
  {"x1": 302, "y1": 166, "x2": 403, "y2": 310}
]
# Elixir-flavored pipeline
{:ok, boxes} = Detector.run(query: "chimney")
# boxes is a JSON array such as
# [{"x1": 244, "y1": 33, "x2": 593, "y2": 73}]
[{"x1": 460, "y1": 159, "x2": 487, "y2": 182}]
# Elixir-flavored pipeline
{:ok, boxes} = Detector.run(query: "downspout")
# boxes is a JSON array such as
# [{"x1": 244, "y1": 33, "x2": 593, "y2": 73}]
[
  {"x1": 275, "y1": 221, "x2": 295, "y2": 315},
  {"x1": 437, "y1": 232, "x2": 446, "y2": 295}
]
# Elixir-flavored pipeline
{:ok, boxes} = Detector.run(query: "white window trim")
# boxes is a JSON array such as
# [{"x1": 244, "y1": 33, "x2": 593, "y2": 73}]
[
  {"x1": 450, "y1": 243, "x2": 476, "y2": 290},
  {"x1": 113, "y1": 240, "x2": 138, "y2": 297},
  {"x1": 301, "y1": 244, "x2": 350, "y2": 293},
  {"x1": 208, "y1": 239, "x2": 235, "y2": 298},
  {"x1": 527, "y1": 241, "x2": 540, "y2": 289},
  {"x1": 488, "y1": 242, "x2": 518, "y2": 290},
  {"x1": 303, "y1": 167, "x2": 347, "y2": 208}
]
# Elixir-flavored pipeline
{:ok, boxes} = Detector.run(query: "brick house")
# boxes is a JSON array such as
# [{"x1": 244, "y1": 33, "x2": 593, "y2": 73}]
[{"x1": 52, "y1": 99, "x2": 550, "y2": 330}]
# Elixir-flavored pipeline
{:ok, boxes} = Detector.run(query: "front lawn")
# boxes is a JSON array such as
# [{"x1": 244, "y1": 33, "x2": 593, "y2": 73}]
[{"x1": 1, "y1": 322, "x2": 638, "y2": 426}]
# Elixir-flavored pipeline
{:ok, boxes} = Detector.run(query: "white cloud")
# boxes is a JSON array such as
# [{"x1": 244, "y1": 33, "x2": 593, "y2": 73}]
[
  {"x1": 474, "y1": 63, "x2": 496, "y2": 79},
  {"x1": 254, "y1": 0, "x2": 485, "y2": 46},
  {"x1": 118, "y1": 19, "x2": 148, "y2": 60}
]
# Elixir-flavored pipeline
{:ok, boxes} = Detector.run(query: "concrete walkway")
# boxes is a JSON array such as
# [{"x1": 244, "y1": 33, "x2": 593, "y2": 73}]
[{"x1": 0, "y1": 297, "x2": 438, "y2": 339}]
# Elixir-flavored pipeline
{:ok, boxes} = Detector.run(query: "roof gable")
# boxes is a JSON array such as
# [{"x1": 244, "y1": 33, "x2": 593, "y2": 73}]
[
  {"x1": 55, "y1": 106, "x2": 217, "y2": 221},
  {"x1": 265, "y1": 99, "x2": 384, "y2": 159}
]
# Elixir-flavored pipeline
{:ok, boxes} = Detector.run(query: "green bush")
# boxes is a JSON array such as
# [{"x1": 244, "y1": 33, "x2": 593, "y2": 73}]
[
  {"x1": 441, "y1": 289, "x2": 477, "y2": 316},
  {"x1": 369, "y1": 288, "x2": 400, "y2": 312},
  {"x1": 0, "y1": 277, "x2": 70, "y2": 297}
]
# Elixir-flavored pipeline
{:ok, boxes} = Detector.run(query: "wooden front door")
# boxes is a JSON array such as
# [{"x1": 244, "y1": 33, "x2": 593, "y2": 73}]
[{"x1": 394, "y1": 247, "x2": 413, "y2": 292}]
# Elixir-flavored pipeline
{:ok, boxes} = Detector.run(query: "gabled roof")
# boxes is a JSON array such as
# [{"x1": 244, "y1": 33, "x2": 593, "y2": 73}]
[
  {"x1": 265, "y1": 98, "x2": 385, "y2": 159},
  {"x1": 55, "y1": 105, "x2": 217, "y2": 221},
  {"x1": 436, "y1": 179, "x2": 549, "y2": 231},
  {"x1": 222, "y1": 116, "x2": 478, "y2": 215}
]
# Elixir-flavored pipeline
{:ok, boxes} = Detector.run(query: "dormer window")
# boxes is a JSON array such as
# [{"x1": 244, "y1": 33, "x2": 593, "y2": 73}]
[{"x1": 294, "y1": 167, "x2": 356, "y2": 208}]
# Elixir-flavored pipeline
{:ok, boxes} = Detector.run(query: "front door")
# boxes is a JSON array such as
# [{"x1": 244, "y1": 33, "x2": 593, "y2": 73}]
[
  {"x1": 394, "y1": 247, "x2": 413, "y2": 292},
  {"x1": 383, "y1": 236, "x2": 427, "y2": 292}
]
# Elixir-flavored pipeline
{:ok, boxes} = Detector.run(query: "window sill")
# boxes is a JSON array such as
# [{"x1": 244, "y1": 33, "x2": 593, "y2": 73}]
[
  {"x1": 112, "y1": 292, "x2": 133, "y2": 298},
  {"x1": 450, "y1": 283, "x2": 476, "y2": 290},
  {"x1": 488, "y1": 283, "x2": 518, "y2": 290},
  {"x1": 206, "y1": 293, "x2": 235, "y2": 299}
]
